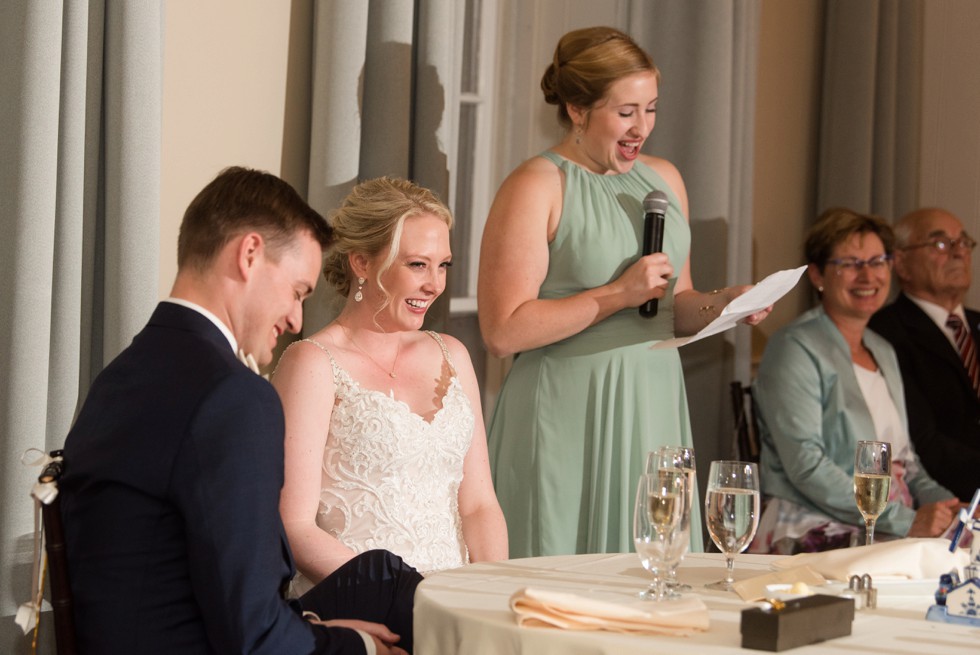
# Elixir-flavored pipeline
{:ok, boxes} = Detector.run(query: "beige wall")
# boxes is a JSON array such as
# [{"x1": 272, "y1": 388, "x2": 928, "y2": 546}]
[
  {"x1": 160, "y1": 1, "x2": 308, "y2": 298},
  {"x1": 751, "y1": 0, "x2": 823, "y2": 357}
]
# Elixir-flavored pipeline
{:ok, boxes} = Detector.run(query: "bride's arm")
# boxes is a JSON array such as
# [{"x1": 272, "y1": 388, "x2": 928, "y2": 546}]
[
  {"x1": 446, "y1": 336, "x2": 509, "y2": 562},
  {"x1": 274, "y1": 340, "x2": 357, "y2": 582}
]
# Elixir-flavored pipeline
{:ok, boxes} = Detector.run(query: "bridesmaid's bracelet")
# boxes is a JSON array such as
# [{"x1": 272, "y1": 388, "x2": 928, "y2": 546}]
[
  {"x1": 699, "y1": 289, "x2": 725, "y2": 325},
  {"x1": 699, "y1": 304, "x2": 717, "y2": 325}
]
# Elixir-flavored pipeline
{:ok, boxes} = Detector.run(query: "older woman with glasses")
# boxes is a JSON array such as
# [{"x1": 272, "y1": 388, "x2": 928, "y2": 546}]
[{"x1": 749, "y1": 208, "x2": 958, "y2": 554}]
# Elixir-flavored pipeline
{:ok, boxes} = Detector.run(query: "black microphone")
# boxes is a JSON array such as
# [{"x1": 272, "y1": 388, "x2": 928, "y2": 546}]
[{"x1": 639, "y1": 190, "x2": 669, "y2": 318}]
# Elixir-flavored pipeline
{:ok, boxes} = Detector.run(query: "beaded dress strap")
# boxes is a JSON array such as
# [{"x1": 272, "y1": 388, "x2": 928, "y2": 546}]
[
  {"x1": 296, "y1": 337, "x2": 341, "y2": 383},
  {"x1": 423, "y1": 330, "x2": 456, "y2": 377}
]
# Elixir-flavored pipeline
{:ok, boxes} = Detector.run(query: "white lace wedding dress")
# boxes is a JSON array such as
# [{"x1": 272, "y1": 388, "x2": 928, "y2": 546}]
[{"x1": 297, "y1": 331, "x2": 473, "y2": 586}]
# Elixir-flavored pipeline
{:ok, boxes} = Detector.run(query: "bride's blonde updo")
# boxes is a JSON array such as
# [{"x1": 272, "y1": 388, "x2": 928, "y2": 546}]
[
  {"x1": 323, "y1": 177, "x2": 453, "y2": 302},
  {"x1": 540, "y1": 26, "x2": 659, "y2": 129}
]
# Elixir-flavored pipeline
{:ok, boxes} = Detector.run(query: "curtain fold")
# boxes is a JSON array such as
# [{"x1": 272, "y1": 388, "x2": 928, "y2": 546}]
[
  {"x1": 0, "y1": 2, "x2": 161, "y2": 650},
  {"x1": 817, "y1": 0, "x2": 923, "y2": 218},
  {"x1": 305, "y1": 0, "x2": 458, "y2": 334}
]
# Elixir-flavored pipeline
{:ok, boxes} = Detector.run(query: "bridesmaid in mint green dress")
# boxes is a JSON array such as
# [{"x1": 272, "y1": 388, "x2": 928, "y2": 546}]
[{"x1": 478, "y1": 27, "x2": 770, "y2": 558}]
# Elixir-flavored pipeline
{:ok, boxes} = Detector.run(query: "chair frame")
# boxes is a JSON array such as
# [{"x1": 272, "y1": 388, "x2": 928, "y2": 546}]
[
  {"x1": 730, "y1": 381, "x2": 761, "y2": 463},
  {"x1": 39, "y1": 450, "x2": 78, "y2": 655}
]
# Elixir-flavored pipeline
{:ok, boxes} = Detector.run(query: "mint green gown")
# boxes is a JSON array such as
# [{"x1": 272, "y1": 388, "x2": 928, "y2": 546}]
[{"x1": 488, "y1": 151, "x2": 704, "y2": 557}]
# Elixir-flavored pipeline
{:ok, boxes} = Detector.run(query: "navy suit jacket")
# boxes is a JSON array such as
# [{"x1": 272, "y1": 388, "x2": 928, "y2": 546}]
[
  {"x1": 61, "y1": 302, "x2": 365, "y2": 654},
  {"x1": 869, "y1": 293, "x2": 980, "y2": 500}
]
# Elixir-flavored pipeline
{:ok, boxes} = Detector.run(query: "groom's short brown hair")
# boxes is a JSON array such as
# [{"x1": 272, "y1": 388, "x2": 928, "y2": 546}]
[{"x1": 177, "y1": 166, "x2": 331, "y2": 271}]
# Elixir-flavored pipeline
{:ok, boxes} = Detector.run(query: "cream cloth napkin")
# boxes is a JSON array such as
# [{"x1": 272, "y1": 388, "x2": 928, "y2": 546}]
[
  {"x1": 510, "y1": 587, "x2": 709, "y2": 636},
  {"x1": 771, "y1": 538, "x2": 968, "y2": 581}
]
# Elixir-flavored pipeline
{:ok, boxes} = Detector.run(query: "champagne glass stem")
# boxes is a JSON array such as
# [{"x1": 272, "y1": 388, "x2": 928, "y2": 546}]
[
  {"x1": 865, "y1": 518, "x2": 876, "y2": 546},
  {"x1": 724, "y1": 555, "x2": 735, "y2": 586}
]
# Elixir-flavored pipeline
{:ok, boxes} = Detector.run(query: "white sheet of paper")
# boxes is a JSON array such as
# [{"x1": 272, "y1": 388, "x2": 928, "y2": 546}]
[{"x1": 650, "y1": 265, "x2": 807, "y2": 350}]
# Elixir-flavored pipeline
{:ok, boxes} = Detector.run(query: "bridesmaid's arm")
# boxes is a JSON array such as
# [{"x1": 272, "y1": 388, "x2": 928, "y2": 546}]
[
  {"x1": 446, "y1": 335, "x2": 509, "y2": 562},
  {"x1": 648, "y1": 155, "x2": 771, "y2": 335},
  {"x1": 274, "y1": 340, "x2": 358, "y2": 582}
]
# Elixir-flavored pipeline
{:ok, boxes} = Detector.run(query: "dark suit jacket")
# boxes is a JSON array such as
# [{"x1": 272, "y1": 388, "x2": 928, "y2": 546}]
[
  {"x1": 869, "y1": 293, "x2": 980, "y2": 500},
  {"x1": 61, "y1": 302, "x2": 365, "y2": 655}
]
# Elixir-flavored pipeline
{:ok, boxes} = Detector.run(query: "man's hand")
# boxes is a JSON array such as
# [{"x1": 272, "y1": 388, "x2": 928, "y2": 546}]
[{"x1": 313, "y1": 618, "x2": 406, "y2": 655}]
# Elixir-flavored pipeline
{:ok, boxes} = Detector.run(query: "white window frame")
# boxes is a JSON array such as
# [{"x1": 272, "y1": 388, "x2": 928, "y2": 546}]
[{"x1": 448, "y1": 0, "x2": 499, "y2": 315}]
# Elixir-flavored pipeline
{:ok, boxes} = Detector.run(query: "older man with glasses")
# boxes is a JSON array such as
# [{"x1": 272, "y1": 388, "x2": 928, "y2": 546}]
[{"x1": 869, "y1": 207, "x2": 980, "y2": 501}]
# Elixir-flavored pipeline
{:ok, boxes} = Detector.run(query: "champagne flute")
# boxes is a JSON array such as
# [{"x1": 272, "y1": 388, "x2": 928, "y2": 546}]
[
  {"x1": 854, "y1": 440, "x2": 891, "y2": 546},
  {"x1": 633, "y1": 472, "x2": 686, "y2": 600},
  {"x1": 704, "y1": 460, "x2": 760, "y2": 591},
  {"x1": 645, "y1": 447, "x2": 696, "y2": 595}
]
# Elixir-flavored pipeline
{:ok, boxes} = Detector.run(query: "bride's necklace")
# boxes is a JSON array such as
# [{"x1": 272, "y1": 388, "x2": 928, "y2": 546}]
[{"x1": 340, "y1": 323, "x2": 401, "y2": 379}]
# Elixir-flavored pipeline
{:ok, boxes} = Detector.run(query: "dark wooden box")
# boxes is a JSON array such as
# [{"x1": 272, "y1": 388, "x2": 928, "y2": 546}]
[{"x1": 741, "y1": 594, "x2": 855, "y2": 652}]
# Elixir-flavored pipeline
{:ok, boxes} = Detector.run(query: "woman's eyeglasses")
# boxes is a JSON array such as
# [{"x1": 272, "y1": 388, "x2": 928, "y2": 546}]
[
  {"x1": 901, "y1": 234, "x2": 977, "y2": 253},
  {"x1": 826, "y1": 254, "x2": 893, "y2": 275}
]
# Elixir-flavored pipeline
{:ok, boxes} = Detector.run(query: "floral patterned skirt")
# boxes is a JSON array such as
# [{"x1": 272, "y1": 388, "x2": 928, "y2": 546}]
[{"x1": 749, "y1": 462, "x2": 914, "y2": 555}]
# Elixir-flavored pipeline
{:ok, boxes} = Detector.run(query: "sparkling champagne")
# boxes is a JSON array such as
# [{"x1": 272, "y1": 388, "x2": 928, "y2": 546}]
[
  {"x1": 854, "y1": 472, "x2": 890, "y2": 520},
  {"x1": 705, "y1": 487, "x2": 760, "y2": 556},
  {"x1": 657, "y1": 466, "x2": 695, "y2": 565},
  {"x1": 648, "y1": 492, "x2": 681, "y2": 530}
]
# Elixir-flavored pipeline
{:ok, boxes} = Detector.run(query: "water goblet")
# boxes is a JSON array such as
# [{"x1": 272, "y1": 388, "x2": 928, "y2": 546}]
[
  {"x1": 645, "y1": 446, "x2": 696, "y2": 595},
  {"x1": 704, "y1": 460, "x2": 760, "y2": 591},
  {"x1": 854, "y1": 440, "x2": 891, "y2": 546},
  {"x1": 633, "y1": 471, "x2": 686, "y2": 600}
]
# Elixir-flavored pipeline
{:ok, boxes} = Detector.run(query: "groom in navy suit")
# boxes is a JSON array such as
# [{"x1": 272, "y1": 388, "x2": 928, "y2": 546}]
[
  {"x1": 870, "y1": 207, "x2": 980, "y2": 502},
  {"x1": 60, "y1": 167, "x2": 420, "y2": 655}
]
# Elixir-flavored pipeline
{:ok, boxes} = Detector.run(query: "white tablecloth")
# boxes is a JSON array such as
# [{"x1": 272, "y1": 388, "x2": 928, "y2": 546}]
[{"x1": 414, "y1": 552, "x2": 978, "y2": 654}]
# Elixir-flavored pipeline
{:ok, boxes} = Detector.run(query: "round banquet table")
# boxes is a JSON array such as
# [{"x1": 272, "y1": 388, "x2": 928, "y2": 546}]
[{"x1": 413, "y1": 552, "x2": 979, "y2": 654}]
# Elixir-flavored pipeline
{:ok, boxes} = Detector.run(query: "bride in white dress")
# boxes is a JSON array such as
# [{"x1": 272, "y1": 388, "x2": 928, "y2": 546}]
[{"x1": 274, "y1": 177, "x2": 508, "y2": 590}]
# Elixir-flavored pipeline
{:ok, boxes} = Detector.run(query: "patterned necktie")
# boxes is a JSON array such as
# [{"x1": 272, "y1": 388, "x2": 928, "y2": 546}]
[{"x1": 946, "y1": 313, "x2": 980, "y2": 397}]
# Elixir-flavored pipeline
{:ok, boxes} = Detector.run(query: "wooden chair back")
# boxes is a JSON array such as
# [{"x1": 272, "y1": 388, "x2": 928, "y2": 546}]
[
  {"x1": 730, "y1": 381, "x2": 761, "y2": 463},
  {"x1": 39, "y1": 450, "x2": 78, "y2": 655}
]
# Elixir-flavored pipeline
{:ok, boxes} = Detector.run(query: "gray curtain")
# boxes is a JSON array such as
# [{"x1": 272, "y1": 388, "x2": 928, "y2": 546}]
[
  {"x1": 629, "y1": 0, "x2": 761, "y2": 506},
  {"x1": 304, "y1": 0, "x2": 460, "y2": 334},
  {"x1": 0, "y1": 2, "x2": 161, "y2": 652},
  {"x1": 817, "y1": 0, "x2": 923, "y2": 218}
]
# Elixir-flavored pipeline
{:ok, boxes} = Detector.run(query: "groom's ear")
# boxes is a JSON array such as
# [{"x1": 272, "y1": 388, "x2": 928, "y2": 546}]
[{"x1": 236, "y1": 232, "x2": 266, "y2": 281}]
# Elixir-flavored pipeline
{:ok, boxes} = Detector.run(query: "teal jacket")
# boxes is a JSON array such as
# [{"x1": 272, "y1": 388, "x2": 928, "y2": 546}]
[{"x1": 753, "y1": 306, "x2": 953, "y2": 536}]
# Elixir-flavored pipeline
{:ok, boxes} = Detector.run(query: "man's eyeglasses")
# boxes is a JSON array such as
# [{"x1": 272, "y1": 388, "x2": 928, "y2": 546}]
[
  {"x1": 826, "y1": 254, "x2": 893, "y2": 275},
  {"x1": 901, "y1": 234, "x2": 977, "y2": 253}
]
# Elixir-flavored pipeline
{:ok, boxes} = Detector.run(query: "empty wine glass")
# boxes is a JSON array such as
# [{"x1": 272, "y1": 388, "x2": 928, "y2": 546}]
[
  {"x1": 645, "y1": 446, "x2": 696, "y2": 595},
  {"x1": 633, "y1": 471, "x2": 686, "y2": 600},
  {"x1": 854, "y1": 440, "x2": 891, "y2": 546},
  {"x1": 704, "y1": 460, "x2": 760, "y2": 591}
]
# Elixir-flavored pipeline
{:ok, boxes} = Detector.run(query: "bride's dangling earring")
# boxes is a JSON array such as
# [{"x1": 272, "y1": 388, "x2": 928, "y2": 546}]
[{"x1": 354, "y1": 277, "x2": 365, "y2": 303}]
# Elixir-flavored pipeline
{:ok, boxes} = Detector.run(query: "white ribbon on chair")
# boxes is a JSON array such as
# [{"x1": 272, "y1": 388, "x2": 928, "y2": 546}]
[{"x1": 15, "y1": 449, "x2": 60, "y2": 638}]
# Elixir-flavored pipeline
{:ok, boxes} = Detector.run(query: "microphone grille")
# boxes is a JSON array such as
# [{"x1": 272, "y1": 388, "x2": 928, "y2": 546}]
[{"x1": 643, "y1": 190, "x2": 669, "y2": 214}]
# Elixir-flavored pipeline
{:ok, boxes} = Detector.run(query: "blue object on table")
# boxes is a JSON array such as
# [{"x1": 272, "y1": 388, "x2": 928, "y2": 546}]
[
  {"x1": 948, "y1": 488, "x2": 980, "y2": 553},
  {"x1": 928, "y1": 498, "x2": 980, "y2": 627},
  {"x1": 925, "y1": 578, "x2": 980, "y2": 626}
]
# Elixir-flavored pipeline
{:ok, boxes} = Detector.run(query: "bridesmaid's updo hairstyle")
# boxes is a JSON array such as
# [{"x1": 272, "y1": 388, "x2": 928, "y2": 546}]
[
  {"x1": 540, "y1": 26, "x2": 659, "y2": 129},
  {"x1": 323, "y1": 177, "x2": 453, "y2": 304}
]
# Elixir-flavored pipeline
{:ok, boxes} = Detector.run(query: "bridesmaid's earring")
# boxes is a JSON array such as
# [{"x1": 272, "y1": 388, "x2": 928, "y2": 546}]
[
  {"x1": 354, "y1": 277, "x2": 365, "y2": 303},
  {"x1": 575, "y1": 125, "x2": 582, "y2": 145}
]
